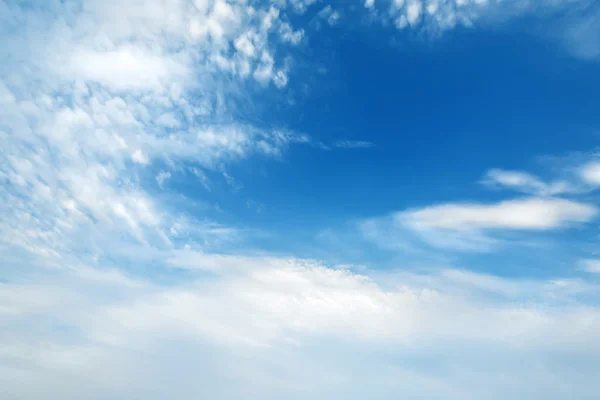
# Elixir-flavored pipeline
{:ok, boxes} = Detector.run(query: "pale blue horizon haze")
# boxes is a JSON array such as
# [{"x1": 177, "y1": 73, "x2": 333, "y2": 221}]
[{"x1": 2, "y1": 0, "x2": 600, "y2": 399}]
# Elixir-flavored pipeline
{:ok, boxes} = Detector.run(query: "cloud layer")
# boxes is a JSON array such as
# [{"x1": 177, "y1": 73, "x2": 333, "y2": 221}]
[{"x1": 2, "y1": 252, "x2": 600, "y2": 399}]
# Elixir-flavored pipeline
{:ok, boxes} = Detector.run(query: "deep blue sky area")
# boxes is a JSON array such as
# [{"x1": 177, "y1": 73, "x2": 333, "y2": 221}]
[{"x1": 228, "y1": 24, "x2": 600, "y2": 232}]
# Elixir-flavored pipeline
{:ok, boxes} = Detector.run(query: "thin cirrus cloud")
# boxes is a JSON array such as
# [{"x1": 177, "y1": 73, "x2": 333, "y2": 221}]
[
  {"x1": 482, "y1": 168, "x2": 574, "y2": 196},
  {"x1": 332, "y1": 139, "x2": 376, "y2": 149}
]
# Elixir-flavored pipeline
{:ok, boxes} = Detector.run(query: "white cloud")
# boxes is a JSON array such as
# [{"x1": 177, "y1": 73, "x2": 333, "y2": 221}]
[
  {"x1": 318, "y1": 5, "x2": 341, "y2": 26},
  {"x1": 288, "y1": 0, "x2": 318, "y2": 14},
  {"x1": 222, "y1": 171, "x2": 243, "y2": 192},
  {"x1": 406, "y1": 1, "x2": 423, "y2": 25},
  {"x1": 328, "y1": 10, "x2": 341, "y2": 25},
  {"x1": 579, "y1": 259, "x2": 600, "y2": 273},
  {"x1": 273, "y1": 69, "x2": 289, "y2": 88},
  {"x1": 234, "y1": 33, "x2": 256, "y2": 58},
  {"x1": 1, "y1": 255, "x2": 600, "y2": 399},
  {"x1": 372, "y1": 0, "x2": 600, "y2": 60},
  {"x1": 156, "y1": 171, "x2": 172, "y2": 188},
  {"x1": 155, "y1": 112, "x2": 181, "y2": 128},
  {"x1": 399, "y1": 198, "x2": 596, "y2": 231},
  {"x1": 332, "y1": 139, "x2": 375, "y2": 149},
  {"x1": 189, "y1": 167, "x2": 212, "y2": 192},
  {"x1": 253, "y1": 50, "x2": 277, "y2": 84},
  {"x1": 68, "y1": 46, "x2": 188, "y2": 92},
  {"x1": 395, "y1": 15, "x2": 409, "y2": 29},
  {"x1": 361, "y1": 196, "x2": 597, "y2": 252},
  {"x1": 115, "y1": 253, "x2": 600, "y2": 346},
  {"x1": 357, "y1": 159, "x2": 600, "y2": 253},
  {"x1": 393, "y1": 0, "x2": 405, "y2": 9},
  {"x1": 131, "y1": 149, "x2": 150, "y2": 165},
  {"x1": 278, "y1": 22, "x2": 304, "y2": 44},
  {"x1": 578, "y1": 161, "x2": 600, "y2": 185},
  {"x1": 482, "y1": 169, "x2": 573, "y2": 196}
]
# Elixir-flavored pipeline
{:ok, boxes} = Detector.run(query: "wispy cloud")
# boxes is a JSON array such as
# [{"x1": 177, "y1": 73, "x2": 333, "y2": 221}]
[
  {"x1": 361, "y1": 160, "x2": 600, "y2": 252},
  {"x1": 156, "y1": 171, "x2": 172, "y2": 188},
  {"x1": 482, "y1": 169, "x2": 574, "y2": 196},
  {"x1": 558, "y1": 4, "x2": 600, "y2": 59},
  {"x1": 0, "y1": 0, "x2": 311, "y2": 267},
  {"x1": 579, "y1": 259, "x2": 600, "y2": 274},
  {"x1": 318, "y1": 5, "x2": 341, "y2": 26},
  {"x1": 578, "y1": 161, "x2": 600, "y2": 185},
  {"x1": 332, "y1": 139, "x2": 376, "y2": 149},
  {"x1": 393, "y1": 196, "x2": 596, "y2": 252},
  {"x1": 312, "y1": 139, "x2": 375, "y2": 150}
]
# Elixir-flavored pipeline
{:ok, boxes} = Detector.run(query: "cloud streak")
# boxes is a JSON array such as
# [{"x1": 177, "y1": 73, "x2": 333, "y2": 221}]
[
  {"x1": 361, "y1": 161, "x2": 600, "y2": 252},
  {"x1": 482, "y1": 169, "x2": 574, "y2": 196},
  {"x1": 400, "y1": 197, "x2": 596, "y2": 232},
  {"x1": 332, "y1": 139, "x2": 375, "y2": 149}
]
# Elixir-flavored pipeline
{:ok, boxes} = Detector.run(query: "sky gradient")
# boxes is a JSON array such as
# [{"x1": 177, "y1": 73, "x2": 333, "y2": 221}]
[{"x1": 2, "y1": 0, "x2": 600, "y2": 399}]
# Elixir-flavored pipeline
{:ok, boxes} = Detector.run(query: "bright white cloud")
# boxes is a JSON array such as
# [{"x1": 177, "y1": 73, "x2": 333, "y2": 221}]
[
  {"x1": 578, "y1": 161, "x2": 600, "y2": 185},
  {"x1": 68, "y1": 46, "x2": 188, "y2": 92},
  {"x1": 1, "y1": 254, "x2": 600, "y2": 399},
  {"x1": 406, "y1": 1, "x2": 423, "y2": 25},
  {"x1": 361, "y1": 194, "x2": 598, "y2": 252},
  {"x1": 399, "y1": 197, "x2": 596, "y2": 232}
]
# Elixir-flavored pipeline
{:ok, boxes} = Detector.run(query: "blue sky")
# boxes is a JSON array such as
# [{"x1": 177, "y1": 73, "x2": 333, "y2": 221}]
[{"x1": 2, "y1": 0, "x2": 600, "y2": 399}]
